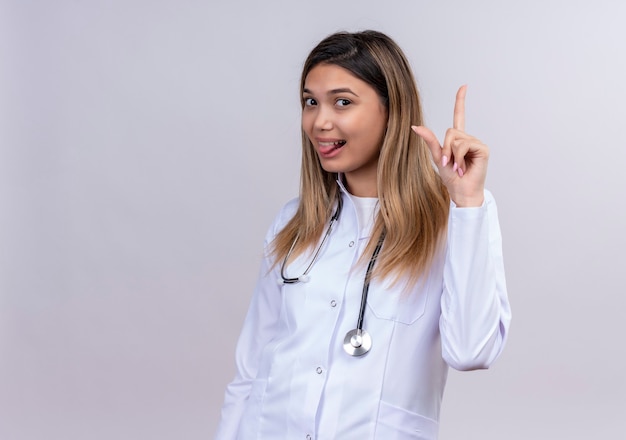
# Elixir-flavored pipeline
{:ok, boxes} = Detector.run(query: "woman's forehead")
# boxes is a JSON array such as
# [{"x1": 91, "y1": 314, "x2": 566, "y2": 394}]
[{"x1": 303, "y1": 64, "x2": 373, "y2": 94}]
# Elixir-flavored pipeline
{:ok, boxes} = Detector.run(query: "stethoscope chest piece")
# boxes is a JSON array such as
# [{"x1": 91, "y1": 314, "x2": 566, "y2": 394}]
[{"x1": 343, "y1": 329, "x2": 372, "y2": 356}]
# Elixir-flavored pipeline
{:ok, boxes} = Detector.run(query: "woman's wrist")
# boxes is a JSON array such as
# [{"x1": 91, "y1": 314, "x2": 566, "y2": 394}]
[{"x1": 450, "y1": 191, "x2": 485, "y2": 208}]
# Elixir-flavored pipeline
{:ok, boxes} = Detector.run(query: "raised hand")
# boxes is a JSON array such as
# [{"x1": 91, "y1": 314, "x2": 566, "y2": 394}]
[{"x1": 412, "y1": 85, "x2": 488, "y2": 207}]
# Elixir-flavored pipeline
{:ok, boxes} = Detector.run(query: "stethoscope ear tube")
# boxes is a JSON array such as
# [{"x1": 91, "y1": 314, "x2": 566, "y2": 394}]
[{"x1": 279, "y1": 196, "x2": 343, "y2": 285}]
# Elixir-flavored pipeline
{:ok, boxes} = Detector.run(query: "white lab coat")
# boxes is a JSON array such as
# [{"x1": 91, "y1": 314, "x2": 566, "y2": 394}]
[{"x1": 216, "y1": 181, "x2": 511, "y2": 440}]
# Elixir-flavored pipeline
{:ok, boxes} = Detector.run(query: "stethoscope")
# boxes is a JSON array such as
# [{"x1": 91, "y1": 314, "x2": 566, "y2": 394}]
[{"x1": 278, "y1": 194, "x2": 385, "y2": 357}]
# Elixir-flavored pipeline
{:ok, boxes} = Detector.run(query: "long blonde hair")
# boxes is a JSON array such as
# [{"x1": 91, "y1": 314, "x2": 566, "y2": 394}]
[{"x1": 272, "y1": 30, "x2": 450, "y2": 284}]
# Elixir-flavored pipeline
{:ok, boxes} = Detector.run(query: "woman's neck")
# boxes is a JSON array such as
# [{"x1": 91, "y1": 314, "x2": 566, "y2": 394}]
[{"x1": 343, "y1": 172, "x2": 378, "y2": 197}]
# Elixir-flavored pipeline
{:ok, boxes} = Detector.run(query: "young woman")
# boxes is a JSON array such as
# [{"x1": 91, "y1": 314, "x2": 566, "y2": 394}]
[{"x1": 216, "y1": 30, "x2": 511, "y2": 440}]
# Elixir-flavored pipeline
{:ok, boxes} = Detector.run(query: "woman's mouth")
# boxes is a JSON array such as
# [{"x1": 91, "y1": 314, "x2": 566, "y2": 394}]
[{"x1": 318, "y1": 139, "x2": 346, "y2": 157}]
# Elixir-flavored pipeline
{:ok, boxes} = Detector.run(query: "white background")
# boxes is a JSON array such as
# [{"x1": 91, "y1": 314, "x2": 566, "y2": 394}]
[{"x1": 1, "y1": 0, "x2": 625, "y2": 438}]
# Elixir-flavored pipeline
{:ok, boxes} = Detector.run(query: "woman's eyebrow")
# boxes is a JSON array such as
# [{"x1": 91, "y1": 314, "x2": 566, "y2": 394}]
[
  {"x1": 329, "y1": 88, "x2": 359, "y2": 97},
  {"x1": 302, "y1": 87, "x2": 359, "y2": 97}
]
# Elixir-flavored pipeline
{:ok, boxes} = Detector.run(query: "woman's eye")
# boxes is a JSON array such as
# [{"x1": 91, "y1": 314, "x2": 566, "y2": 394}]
[
  {"x1": 336, "y1": 99, "x2": 351, "y2": 107},
  {"x1": 304, "y1": 97, "x2": 317, "y2": 106}
]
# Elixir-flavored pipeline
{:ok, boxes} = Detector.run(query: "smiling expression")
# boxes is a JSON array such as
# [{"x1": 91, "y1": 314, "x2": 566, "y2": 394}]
[{"x1": 302, "y1": 64, "x2": 388, "y2": 196}]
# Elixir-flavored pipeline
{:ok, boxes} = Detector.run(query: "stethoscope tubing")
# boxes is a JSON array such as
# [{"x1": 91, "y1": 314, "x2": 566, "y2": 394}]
[
  {"x1": 279, "y1": 195, "x2": 343, "y2": 285},
  {"x1": 279, "y1": 190, "x2": 385, "y2": 356},
  {"x1": 356, "y1": 231, "x2": 385, "y2": 331}
]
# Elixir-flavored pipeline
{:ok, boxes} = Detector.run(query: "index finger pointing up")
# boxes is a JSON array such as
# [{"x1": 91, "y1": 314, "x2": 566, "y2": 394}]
[{"x1": 453, "y1": 85, "x2": 467, "y2": 132}]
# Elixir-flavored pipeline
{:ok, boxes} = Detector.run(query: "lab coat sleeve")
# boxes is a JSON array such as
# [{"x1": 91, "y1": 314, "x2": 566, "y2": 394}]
[
  {"x1": 439, "y1": 190, "x2": 511, "y2": 371},
  {"x1": 214, "y1": 206, "x2": 291, "y2": 439}
]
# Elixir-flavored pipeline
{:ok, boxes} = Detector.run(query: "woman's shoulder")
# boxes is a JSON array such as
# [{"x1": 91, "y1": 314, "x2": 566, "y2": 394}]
[{"x1": 268, "y1": 197, "x2": 300, "y2": 235}]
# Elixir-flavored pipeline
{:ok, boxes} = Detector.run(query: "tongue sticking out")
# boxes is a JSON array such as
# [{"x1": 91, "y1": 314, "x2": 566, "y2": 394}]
[{"x1": 319, "y1": 140, "x2": 346, "y2": 155}]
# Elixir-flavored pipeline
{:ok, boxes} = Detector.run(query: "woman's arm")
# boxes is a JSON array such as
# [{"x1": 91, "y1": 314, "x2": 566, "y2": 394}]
[
  {"x1": 214, "y1": 205, "x2": 291, "y2": 439},
  {"x1": 411, "y1": 86, "x2": 511, "y2": 369},
  {"x1": 439, "y1": 191, "x2": 511, "y2": 370}
]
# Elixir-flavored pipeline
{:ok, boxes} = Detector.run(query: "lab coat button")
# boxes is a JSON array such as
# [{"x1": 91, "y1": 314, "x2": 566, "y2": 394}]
[
  {"x1": 330, "y1": 300, "x2": 337, "y2": 308},
  {"x1": 349, "y1": 241, "x2": 355, "y2": 247},
  {"x1": 316, "y1": 366, "x2": 323, "y2": 374},
  {"x1": 306, "y1": 435, "x2": 312, "y2": 440}
]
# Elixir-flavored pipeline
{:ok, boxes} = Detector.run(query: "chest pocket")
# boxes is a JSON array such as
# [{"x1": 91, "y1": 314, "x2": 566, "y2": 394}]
[{"x1": 366, "y1": 275, "x2": 433, "y2": 325}]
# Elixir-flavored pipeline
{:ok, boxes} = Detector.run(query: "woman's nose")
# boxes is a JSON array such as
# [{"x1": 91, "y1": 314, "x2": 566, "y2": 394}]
[{"x1": 313, "y1": 107, "x2": 333, "y2": 131}]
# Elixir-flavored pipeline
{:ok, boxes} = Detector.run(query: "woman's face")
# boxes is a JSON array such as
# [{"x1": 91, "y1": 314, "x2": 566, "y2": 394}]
[{"x1": 302, "y1": 63, "x2": 388, "y2": 197}]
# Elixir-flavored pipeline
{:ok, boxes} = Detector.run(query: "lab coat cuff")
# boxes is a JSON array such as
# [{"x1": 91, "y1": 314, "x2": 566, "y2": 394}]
[{"x1": 449, "y1": 190, "x2": 492, "y2": 220}]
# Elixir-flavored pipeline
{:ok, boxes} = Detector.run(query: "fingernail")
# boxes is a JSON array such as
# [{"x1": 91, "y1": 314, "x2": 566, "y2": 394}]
[
  {"x1": 442, "y1": 155, "x2": 448, "y2": 167},
  {"x1": 458, "y1": 167, "x2": 464, "y2": 177},
  {"x1": 453, "y1": 162, "x2": 458, "y2": 172}
]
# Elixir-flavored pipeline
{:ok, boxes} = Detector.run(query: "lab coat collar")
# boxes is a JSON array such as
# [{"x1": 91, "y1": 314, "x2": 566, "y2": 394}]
[
  {"x1": 336, "y1": 173, "x2": 348, "y2": 194},
  {"x1": 336, "y1": 173, "x2": 358, "y2": 197}
]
